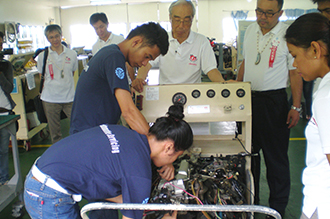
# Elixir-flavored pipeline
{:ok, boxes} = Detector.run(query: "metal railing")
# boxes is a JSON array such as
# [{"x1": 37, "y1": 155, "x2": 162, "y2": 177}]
[{"x1": 80, "y1": 203, "x2": 281, "y2": 219}]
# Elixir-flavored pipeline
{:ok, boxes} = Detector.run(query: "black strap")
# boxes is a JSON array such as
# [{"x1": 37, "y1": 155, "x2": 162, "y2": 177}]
[{"x1": 39, "y1": 47, "x2": 49, "y2": 94}]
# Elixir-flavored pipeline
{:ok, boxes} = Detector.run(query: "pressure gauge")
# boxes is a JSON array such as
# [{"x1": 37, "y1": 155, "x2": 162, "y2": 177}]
[
  {"x1": 192, "y1": 89, "x2": 201, "y2": 98},
  {"x1": 236, "y1": 89, "x2": 246, "y2": 98},
  {"x1": 172, "y1": 92, "x2": 187, "y2": 105},
  {"x1": 221, "y1": 89, "x2": 230, "y2": 98},
  {"x1": 206, "y1": 89, "x2": 216, "y2": 98}
]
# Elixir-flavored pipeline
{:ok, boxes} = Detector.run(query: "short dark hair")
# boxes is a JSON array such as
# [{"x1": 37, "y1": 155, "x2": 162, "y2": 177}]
[
  {"x1": 258, "y1": 0, "x2": 284, "y2": 10},
  {"x1": 0, "y1": 31, "x2": 4, "y2": 40},
  {"x1": 44, "y1": 24, "x2": 62, "y2": 37},
  {"x1": 312, "y1": 0, "x2": 330, "y2": 3},
  {"x1": 90, "y1": 12, "x2": 108, "y2": 25},
  {"x1": 149, "y1": 104, "x2": 193, "y2": 151},
  {"x1": 126, "y1": 22, "x2": 169, "y2": 56},
  {"x1": 285, "y1": 13, "x2": 330, "y2": 67},
  {"x1": 277, "y1": 0, "x2": 284, "y2": 10}
]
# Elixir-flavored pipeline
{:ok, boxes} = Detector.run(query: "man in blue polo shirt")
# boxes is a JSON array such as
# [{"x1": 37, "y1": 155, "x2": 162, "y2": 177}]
[
  {"x1": 69, "y1": 22, "x2": 170, "y2": 219},
  {"x1": 70, "y1": 22, "x2": 169, "y2": 136}
]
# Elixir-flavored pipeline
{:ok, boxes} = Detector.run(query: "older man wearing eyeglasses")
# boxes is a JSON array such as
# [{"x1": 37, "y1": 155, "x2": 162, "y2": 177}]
[
  {"x1": 132, "y1": 0, "x2": 225, "y2": 92},
  {"x1": 236, "y1": 0, "x2": 302, "y2": 218}
]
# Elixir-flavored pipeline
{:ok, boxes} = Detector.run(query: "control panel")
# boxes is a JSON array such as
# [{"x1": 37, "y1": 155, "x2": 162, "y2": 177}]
[
  {"x1": 136, "y1": 82, "x2": 254, "y2": 205},
  {"x1": 136, "y1": 82, "x2": 251, "y2": 123},
  {"x1": 136, "y1": 82, "x2": 252, "y2": 156}
]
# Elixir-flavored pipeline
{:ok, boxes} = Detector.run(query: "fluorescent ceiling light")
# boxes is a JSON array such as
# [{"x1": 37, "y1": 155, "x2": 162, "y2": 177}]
[{"x1": 90, "y1": 0, "x2": 121, "y2": 5}]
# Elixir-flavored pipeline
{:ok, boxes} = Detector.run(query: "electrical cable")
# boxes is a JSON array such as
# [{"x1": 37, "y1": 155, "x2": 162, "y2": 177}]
[
  {"x1": 234, "y1": 130, "x2": 258, "y2": 157},
  {"x1": 191, "y1": 180, "x2": 212, "y2": 219},
  {"x1": 162, "y1": 182, "x2": 203, "y2": 205}
]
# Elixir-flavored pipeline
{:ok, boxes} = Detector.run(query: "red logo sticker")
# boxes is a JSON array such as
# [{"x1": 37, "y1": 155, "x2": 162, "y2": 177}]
[{"x1": 190, "y1": 54, "x2": 197, "y2": 62}]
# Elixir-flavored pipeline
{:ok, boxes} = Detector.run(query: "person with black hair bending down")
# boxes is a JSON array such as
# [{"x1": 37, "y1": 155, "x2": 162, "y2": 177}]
[
  {"x1": 285, "y1": 13, "x2": 330, "y2": 219},
  {"x1": 24, "y1": 104, "x2": 193, "y2": 219}
]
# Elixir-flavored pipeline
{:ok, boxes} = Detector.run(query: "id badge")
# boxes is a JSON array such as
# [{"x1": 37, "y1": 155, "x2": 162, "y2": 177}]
[{"x1": 48, "y1": 63, "x2": 54, "y2": 80}]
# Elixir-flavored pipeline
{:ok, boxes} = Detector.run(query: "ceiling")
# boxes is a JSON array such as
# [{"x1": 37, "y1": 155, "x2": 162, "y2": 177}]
[
  {"x1": 25, "y1": 0, "x2": 234, "y2": 8},
  {"x1": 25, "y1": 0, "x2": 178, "y2": 8}
]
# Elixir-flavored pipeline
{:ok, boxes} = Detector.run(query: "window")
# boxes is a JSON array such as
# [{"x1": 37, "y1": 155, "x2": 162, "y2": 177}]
[
  {"x1": 109, "y1": 23, "x2": 127, "y2": 37},
  {"x1": 17, "y1": 25, "x2": 46, "y2": 51},
  {"x1": 70, "y1": 24, "x2": 97, "y2": 50},
  {"x1": 159, "y1": 21, "x2": 171, "y2": 32},
  {"x1": 70, "y1": 23, "x2": 126, "y2": 50},
  {"x1": 222, "y1": 17, "x2": 237, "y2": 44},
  {"x1": 130, "y1": 22, "x2": 145, "y2": 31}
]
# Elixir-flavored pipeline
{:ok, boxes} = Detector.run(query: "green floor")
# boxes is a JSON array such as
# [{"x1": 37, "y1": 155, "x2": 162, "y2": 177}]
[{"x1": 0, "y1": 118, "x2": 308, "y2": 219}]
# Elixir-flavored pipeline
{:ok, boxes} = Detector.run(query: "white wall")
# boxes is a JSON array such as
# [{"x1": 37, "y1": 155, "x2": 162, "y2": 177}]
[
  {"x1": 60, "y1": 2, "x2": 174, "y2": 45},
  {"x1": 0, "y1": 0, "x2": 317, "y2": 46},
  {"x1": 0, "y1": 0, "x2": 58, "y2": 26}
]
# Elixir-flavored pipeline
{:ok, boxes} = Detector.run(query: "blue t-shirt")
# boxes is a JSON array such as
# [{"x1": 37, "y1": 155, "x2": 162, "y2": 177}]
[
  {"x1": 70, "y1": 45, "x2": 130, "y2": 134},
  {"x1": 37, "y1": 124, "x2": 151, "y2": 219}
]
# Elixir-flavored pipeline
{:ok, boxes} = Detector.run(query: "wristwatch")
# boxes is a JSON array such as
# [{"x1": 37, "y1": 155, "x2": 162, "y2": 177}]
[{"x1": 291, "y1": 105, "x2": 302, "y2": 112}]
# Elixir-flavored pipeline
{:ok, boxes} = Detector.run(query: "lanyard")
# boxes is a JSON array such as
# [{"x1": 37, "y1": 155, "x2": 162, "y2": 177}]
[{"x1": 48, "y1": 53, "x2": 66, "y2": 79}]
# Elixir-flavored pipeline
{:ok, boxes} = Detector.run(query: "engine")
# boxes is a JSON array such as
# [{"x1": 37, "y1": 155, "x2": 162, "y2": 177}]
[{"x1": 146, "y1": 153, "x2": 250, "y2": 219}]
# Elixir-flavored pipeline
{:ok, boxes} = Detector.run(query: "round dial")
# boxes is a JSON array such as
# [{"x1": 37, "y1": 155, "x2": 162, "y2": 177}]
[
  {"x1": 221, "y1": 89, "x2": 230, "y2": 98},
  {"x1": 236, "y1": 88, "x2": 246, "y2": 98},
  {"x1": 192, "y1": 89, "x2": 201, "y2": 98},
  {"x1": 206, "y1": 89, "x2": 216, "y2": 98},
  {"x1": 172, "y1": 92, "x2": 187, "y2": 105}
]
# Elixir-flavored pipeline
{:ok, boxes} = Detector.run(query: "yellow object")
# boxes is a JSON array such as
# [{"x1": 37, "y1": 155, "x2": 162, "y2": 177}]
[{"x1": 25, "y1": 60, "x2": 37, "y2": 68}]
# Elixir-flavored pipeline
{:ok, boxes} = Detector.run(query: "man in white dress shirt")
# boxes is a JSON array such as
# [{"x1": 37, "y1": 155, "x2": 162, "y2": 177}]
[
  {"x1": 236, "y1": 0, "x2": 302, "y2": 217},
  {"x1": 90, "y1": 12, "x2": 135, "y2": 82}
]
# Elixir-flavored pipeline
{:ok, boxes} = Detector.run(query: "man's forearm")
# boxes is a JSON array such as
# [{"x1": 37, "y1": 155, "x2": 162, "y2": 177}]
[
  {"x1": 289, "y1": 69, "x2": 303, "y2": 108},
  {"x1": 236, "y1": 60, "x2": 245, "y2": 82},
  {"x1": 207, "y1": 68, "x2": 225, "y2": 82}
]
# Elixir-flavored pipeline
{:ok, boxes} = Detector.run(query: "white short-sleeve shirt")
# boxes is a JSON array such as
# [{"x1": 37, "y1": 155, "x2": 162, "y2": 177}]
[
  {"x1": 302, "y1": 72, "x2": 330, "y2": 219},
  {"x1": 242, "y1": 22, "x2": 295, "y2": 91},
  {"x1": 37, "y1": 46, "x2": 78, "y2": 103},
  {"x1": 149, "y1": 31, "x2": 217, "y2": 84},
  {"x1": 92, "y1": 33, "x2": 124, "y2": 55},
  {"x1": 0, "y1": 89, "x2": 11, "y2": 109}
]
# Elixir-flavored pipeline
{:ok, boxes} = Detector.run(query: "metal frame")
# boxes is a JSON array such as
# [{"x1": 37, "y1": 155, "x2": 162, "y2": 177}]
[
  {"x1": 80, "y1": 203, "x2": 281, "y2": 219},
  {"x1": 0, "y1": 115, "x2": 23, "y2": 213}
]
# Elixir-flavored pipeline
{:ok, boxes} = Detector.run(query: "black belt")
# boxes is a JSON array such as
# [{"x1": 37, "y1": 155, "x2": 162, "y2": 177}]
[
  {"x1": 0, "y1": 108, "x2": 11, "y2": 113},
  {"x1": 252, "y1": 88, "x2": 286, "y2": 96}
]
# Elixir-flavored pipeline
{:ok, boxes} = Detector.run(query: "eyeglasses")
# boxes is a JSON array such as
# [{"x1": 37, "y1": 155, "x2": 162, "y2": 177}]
[
  {"x1": 318, "y1": 8, "x2": 330, "y2": 15},
  {"x1": 255, "y1": 8, "x2": 280, "y2": 18},
  {"x1": 171, "y1": 17, "x2": 192, "y2": 26}
]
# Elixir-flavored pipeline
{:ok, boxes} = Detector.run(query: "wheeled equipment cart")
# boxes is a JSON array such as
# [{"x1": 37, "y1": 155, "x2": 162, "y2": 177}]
[{"x1": 81, "y1": 82, "x2": 281, "y2": 219}]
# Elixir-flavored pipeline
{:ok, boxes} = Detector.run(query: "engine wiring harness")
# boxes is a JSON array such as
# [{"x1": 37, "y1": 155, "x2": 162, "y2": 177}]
[{"x1": 145, "y1": 153, "x2": 252, "y2": 219}]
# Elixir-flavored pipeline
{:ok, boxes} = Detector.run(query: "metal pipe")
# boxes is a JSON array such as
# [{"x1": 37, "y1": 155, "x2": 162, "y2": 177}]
[{"x1": 80, "y1": 203, "x2": 281, "y2": 219}]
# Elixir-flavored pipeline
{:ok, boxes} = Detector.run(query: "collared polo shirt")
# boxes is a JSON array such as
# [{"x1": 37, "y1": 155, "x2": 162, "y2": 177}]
[
  {"x1": 37, "y1": 46, "x2": 78, "y2": 103},
  {"x1": 38, "y1": 124, "x2": 151, "y2": 219},
  {"x1": 149, "y1": 31, "x2": 217, "y2": 84},
  {"x1": 242, "y1": 22, "x2": 295, "y2": 91},
  {"x1": 92, "y1": 33, "x2": 124, "y2": 55},
  {"x1": 70, "y1": 45, "x2": 129, "y2": 134}
]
